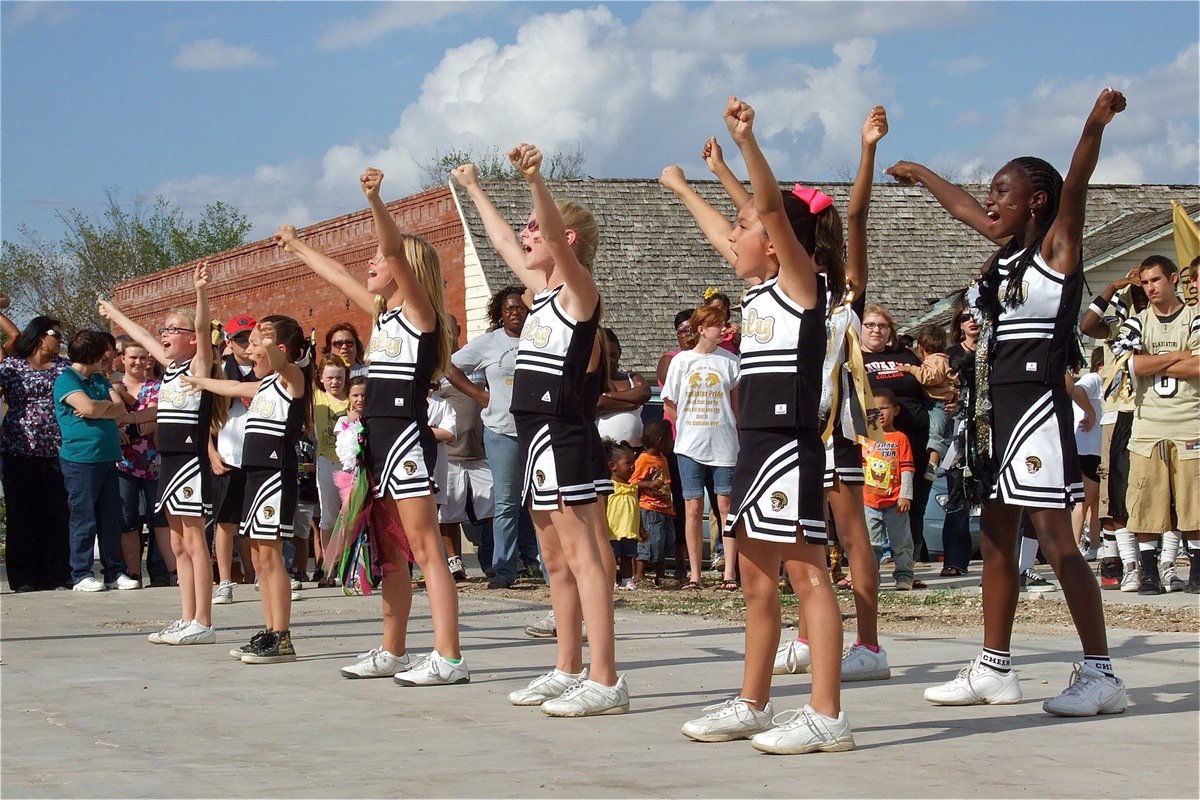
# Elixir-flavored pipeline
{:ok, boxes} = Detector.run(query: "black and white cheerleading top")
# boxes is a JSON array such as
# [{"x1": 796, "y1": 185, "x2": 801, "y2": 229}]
[
  {"x1": 737, "y1": 275, "x2": 827, "y2": 431},
  {"x1": 156, "y1": 358, "x2": 212, "y2": 455},
  {"x1": 241, "y1": 373, "x2": 305, "y2": 469},
  {"x1": 986, "y1": 248, "x2": 1082, "y2": 386},
  {"x1": 511, "y1": 285, "x2": 600, "y2": 418},
  {"x1": 364, "y1": 305, "x2": 440, "y2": 423}
]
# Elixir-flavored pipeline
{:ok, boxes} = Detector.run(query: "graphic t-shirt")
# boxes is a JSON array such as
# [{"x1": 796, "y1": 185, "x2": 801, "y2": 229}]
[{"x1": 862, "y1": 430, "x2": 914, "y2": 510}]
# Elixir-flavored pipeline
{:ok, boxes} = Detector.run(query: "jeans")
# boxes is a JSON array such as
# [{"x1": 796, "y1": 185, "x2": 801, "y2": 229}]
[
  {"x1": 60, "y1": 458, "x2": 124, "y2": 584},
  {"x1": 483, "y1": 427, "x2": 537, "y2": 583},
  {"x1": 941, "y1": 469, "x2": 973, "y2": 571},
  {"x1": 865, "y1": 504, "x2": 913, "y2": 582}
]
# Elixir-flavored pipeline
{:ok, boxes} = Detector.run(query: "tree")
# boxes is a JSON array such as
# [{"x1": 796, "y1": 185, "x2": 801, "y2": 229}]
[
  {"x1": 0, "y1": 190, "x2": 250, "y2": 331},
  {"x1": 417, "y1": 143, "x2": 588, "y2": 190}
]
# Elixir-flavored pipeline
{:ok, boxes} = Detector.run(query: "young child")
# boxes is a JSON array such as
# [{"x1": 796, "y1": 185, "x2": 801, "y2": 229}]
[
  {"x1": 631, "y1": 420, "x2": 674, "y2": 588},
  {"x1": 99, "y1": 264, "x2": 221, "y2": 646},
  {"x1": 862, "y1": 389, "x2": 917, "y2": 591},
  {"x1": 897, "y1": 324, "x2": 956, "y2": 481},
  {"x1": 184, "y1": 315, "x2": 310, "y2": 664},
  {"x1": 605, "y1": 439, "x2": 639, "y2": 589}
]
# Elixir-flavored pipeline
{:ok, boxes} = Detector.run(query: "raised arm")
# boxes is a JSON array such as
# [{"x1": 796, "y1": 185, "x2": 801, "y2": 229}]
[
  {"x1": 451, "y1": 163, "x2": 544, "y2": 291},
  {"x1": 274, "y1": 225, "x2": 377, "y2": 317},
  {"x1": 181, "y1": 374, "x2": 260, "y2": 399},
  {"x1": 659, "y1": 165, "x2": 736, "y2": 266},
  {"x1": 1080, "y1": 271, "x2": 1138, "y2": 339},
  {"x1": 846, "y1": 106, "x2": 888, "y2": 298},
  {"x1": 258, "y1": 324, "x2": 306, "y2": 399},
  {"x1": 361, "y1": 168, "x2": 436, "y2": 332},
  {"x1": 191, "y1": 262, "x2": 213, "y2": 379},
  {"x1": 704, "y1": 136, "x2": 751, "y2": 211},
  {"x1": 885, "y1": 161, "x2": 1009, "y2": 245},
  {"x1": 725, "y1": 96, "x2": 817, "y2": 309},
  {"x1": 0, "y1": 293, "x2": 18, "y2": 356},
  {"x1": 97, "y1": 300, "x2": 169, "y2": 367},
  {"x1": 510, "y1": 143, "x2": 599, "y2": 321},
  {"x1": 1042, "y1": 88, "x2": 1126, "y2": 275}
]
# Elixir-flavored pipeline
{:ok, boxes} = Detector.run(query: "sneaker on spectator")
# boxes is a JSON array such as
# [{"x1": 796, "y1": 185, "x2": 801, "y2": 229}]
[
  {"x1": 508, "y1": 668, "x2": 587, "y2": 706},
  {"x1": 841, "y1": 644, "x2": 891, "y2": 682},
  {"x1": 447, "y1": 555, "x2": 468, "y2": 582},
  {"x1": 212, "y1": 581, "x2": 235, "y2": 605},
  {"x1": 894, "y1": 577, "x2": 914, "y2": 591},
  {"x1": 242, "y1": 630, "x2": 297, "y2": 664},
  {"x1": 290, "y1": 578, "x2": 301, "y2": 591},
  {"x1": 164, "y1": 620, "x2": 215, "y2": 646},
  {"x1": 1188, "y1": 558, "x2": 1200, "y2": 594},
  {"x1": 393, "y1": 650, "x2": 470, "y2": 686},
  {"x1": 750, "y1": 705, "x2": 855, "y2": 754},
  {"x1": 149, "y1": 619, "x2": 187, "y2": 644},
  {"x1": 541, "y1": 675, "x2": 629, "y2": 717},
  {"x1": 72, "y1": 576, "x2": 105, "y2": 592},
  {"x1": 1160, "y1": 562, "x2": 1184, "y2": 593},
  {"x1": 1098, "y1": 557, "x2": 1122, "y2": 590},
  {"x1": 291, "y1": 589, "x2": 302, "y2": 601},
  {"x1": 487, "y1": 576, "x2": 514, "y2": 589},
  {"x1": 1119, "y1": 564, "x2": 1140, "y2": 593},
  {"x1": 230, "y1": 629, "x2": 272, "y2": 659},
  {"x1": 1042, "y1": 664, "x2": 1127, "y2": 717},
  {"x1": 105, "y1": 573, "x2": 140, "y2": 590},
  {"x1": 773, "y1": 639, "x2": 811, "y2": 675},
  {"x1": 524, "y1": 611, "x2": 557, "y2": 638},
  {"x1": 681, "y1": 697, "x2": 774, "y2": 742},
  {"x1": 1137, "y1": 574, "x2": 1163, "y2": 595},
  {"x1": 1019, "y1": 568, "x2": 1056, "y2": 593},
  {"x1": 342, "y1": 647, "x2": 410, "y2": 678},
  {"x1": 711, "y1": 555, "x2": 725, "y2": 573},
  {"x1": 924, "y1": 658, "x2": 1022, "y2": 705}
]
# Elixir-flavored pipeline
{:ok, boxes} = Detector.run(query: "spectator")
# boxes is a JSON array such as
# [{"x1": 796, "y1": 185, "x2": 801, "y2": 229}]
[
  {"x1": 862, "y1": 389, "x2": 917, "y2": 590},
  {"x1": 595, "y1": 328, "x2": 649, "y2": 450},
  {"x1": 312, "y1": 354, "x2": 351, "y2": 584},
  {"x1": 897, "y1": 324, "x2": 956, "y2": 481},
  {"x1": 631, "y1": 420, "x2": 674, "y2": 587},
  {"x1": 324, "y1": 322, "x2": 368, "y2": 378},
  {"x1": 939, "y1": 299, "x2": 980, "y2": 576},
  {"x1": 1070, "y1": 348, "x2": 1104, "y2": 562}
]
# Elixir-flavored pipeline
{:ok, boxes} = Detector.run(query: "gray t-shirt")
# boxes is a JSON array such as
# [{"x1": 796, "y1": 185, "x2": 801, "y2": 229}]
[{"x1": 451, "y1": 328, "x2": 520, "y2": 437}]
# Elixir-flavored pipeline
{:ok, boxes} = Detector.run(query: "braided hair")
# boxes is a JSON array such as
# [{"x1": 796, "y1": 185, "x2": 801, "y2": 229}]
[{"x1": 982, "y1": 157, "x2": 1065, "y2": 312}]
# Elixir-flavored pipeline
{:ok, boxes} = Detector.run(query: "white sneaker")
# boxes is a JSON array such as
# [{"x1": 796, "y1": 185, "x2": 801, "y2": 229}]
[
  {"x1": 1119, "y1": 565, "x2": 1140, "y2": 593},
  {"x1": 681, "y1": 697, "x2": 774, "y2": 742},
  {"x1": 291, "y1": 590, "x2": 301, "y2": 601},
  {"x1": 750, "y1": 705, "x2": 855, "y2": 754},
  {"x1": 924, "y1": 658, "x2": 1022, "y2": 705},
  {"x1": 163, "y1": 620, "x2": 216, "y2": 645},
  {"x1": 341, "y1": 647, "x2": 411, "y2": 679},
  {"x1": 72, "y1": 576, "x2": 105, "y2": 592},
  {"x1": 841, "y1": 643, "x2": 891, "y2": 682},
  {"x1": 524, "y1": 611, "x2": 557, "y2": 638},
  {"x1": 392, "y1": 650, "x2": 470, "y2": 686},
  {"x1": 212, "y1": 581, "x2": 235, "y2": 605},
  {"x1": 1042, "y1": 664, "x2": 1127, "y2": 717},
  {"x1": 1161, "y1": 563, "x2": 1185, "y2": 593},
  {"x1": 508, "y1": 668, "x2": 588, "y2": 706},
  {"x1": 149, "y1": 619, "x2": 187, "y2": 644},
  {"x1": 542, "y1": 675, "x2": 629, "y2": 717},
  {"x1": 104, "y1": 573, "x2": 140, "y2": 590},
  {"x1": 773, "y1": 639, "x2": 811, "y2": 675},
  {"x1": 290, "y1": 578, "x2": 301, "y2": 591}
]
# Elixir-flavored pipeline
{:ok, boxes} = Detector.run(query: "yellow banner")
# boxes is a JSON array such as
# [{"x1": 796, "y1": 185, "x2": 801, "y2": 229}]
[{"x1": 1173, "y1": 200, "x2": 1199, "y2": 306}]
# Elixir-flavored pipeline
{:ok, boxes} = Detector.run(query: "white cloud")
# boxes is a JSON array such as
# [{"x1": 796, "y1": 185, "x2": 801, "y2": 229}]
[
  {"x1": 317, "y1": 1, "x2": 477, "y2": 51},
  {"x1": 945, "y1": 56, "x2": 986, "y2": 74},
  {"x1": 5, "y1": 1, "x2": 75, "y2": 29},
  {"x1": 172, "y1": 39, "x2": 274, "y2": 71}
]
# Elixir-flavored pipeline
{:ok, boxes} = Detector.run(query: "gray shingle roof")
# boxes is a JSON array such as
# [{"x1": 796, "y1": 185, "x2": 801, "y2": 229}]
[{"x1": 453, "y1": 179, "x2": 1198, "y2": 375}]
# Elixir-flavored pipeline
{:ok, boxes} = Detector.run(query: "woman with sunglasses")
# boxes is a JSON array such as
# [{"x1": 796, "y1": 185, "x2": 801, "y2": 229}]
[
  {"x1": 0, "y1": 316, "x2": 72, "y2": 591},
  {"x1": 323, "y1": 323, "x2": 367, "y2": 378}
]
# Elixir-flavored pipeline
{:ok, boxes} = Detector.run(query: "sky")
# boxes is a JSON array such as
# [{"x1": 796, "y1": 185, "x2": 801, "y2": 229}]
[{"x1": 2, "y1": 0, "x2": 1198, "y2": 248}]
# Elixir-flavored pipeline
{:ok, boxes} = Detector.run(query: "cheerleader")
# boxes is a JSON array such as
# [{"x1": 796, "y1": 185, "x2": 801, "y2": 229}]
[{"x1": 885, "y1": 88, "x2": 1127, "y2": 716}]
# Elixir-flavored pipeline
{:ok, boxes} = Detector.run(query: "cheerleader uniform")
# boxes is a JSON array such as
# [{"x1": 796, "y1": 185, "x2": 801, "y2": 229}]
[
  {"x1": 512, "y1": 285, "x2": 601, "y2": 511},
  {"x1": 583, "y1": 366, "x2": 614, "y2": 496},
  {"x1": 822, "y1": 293, "x2": 867, "y2": 488},
  {"x1": 240, "y1": 373, "x2": 305, "y2": 539},
  {"x1": 154, "y1": 359, "x2": 213, "y2": 518},
  {"x1": 362, "y1": 306, "x2": 440, "y2": 500},
  {"x1": 726, "y1": 276, "x2": 828, "y2": 544},
  {"x1": 974, "y1": 248, "x2": 1084, "y2": 508}
]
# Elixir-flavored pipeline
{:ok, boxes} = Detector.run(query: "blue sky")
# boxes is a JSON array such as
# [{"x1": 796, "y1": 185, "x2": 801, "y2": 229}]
[{"x1": 3, "y1": 1, "x2": 1198, "y2": 247}]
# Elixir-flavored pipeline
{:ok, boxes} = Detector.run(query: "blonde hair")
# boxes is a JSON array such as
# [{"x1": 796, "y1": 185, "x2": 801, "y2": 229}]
[
  {"x1": 558, "y1": 200, "x2": 599, "y2": 274},
  {"x1": 377, "y1": 234, "x2": 453, "y2": 380},
  {"x1": 862, "y1": 303, "x2": 899, "y2": 350}
]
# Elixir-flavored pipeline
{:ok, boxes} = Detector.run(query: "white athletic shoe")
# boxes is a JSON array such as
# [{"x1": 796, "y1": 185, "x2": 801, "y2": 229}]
[
  {"x1": 681, "y1": 697, "x2": 774, "y2": 742},
  {"x1": 1119, "y1": 565, "x2": 1140, "y2": 593},
  {"x1": 148, "y1": 619, "x2": 187, "y2": 644},
  {"x1": 341, "y1": 647, "x2": 411, "y2": 679},
  {"x1": 72, "y1": 576, "x2": 105, "y2": 592},
  {"x1": 840, "y1": 643, "x2": 891, "y2": 682},
  {"x1": 508, "y1": 668, "x2": 588, "y2": 706},
  {"x1": 542, "y1": 675, "x2": 630, "y2": 717},
  {"x1": 392, "y1": 650, "x2": 470, "y2": 686},
  {"x1": 924, "y1": 658, "x2": 1022, "y2": 705},
  {"x1": 163, "y1": 620, "x2": 215, "y2": 645},
  {"x1": 773, "y1": 639, "x2": 811, "y2": 675},
  {"x1": 750, "y1": 705, "x2": 855, "y2": 754},
  {"x1": 212, "y1": 581, "x2": 235, "y2": 605},
  {"x1": 104, "y1": 573, "x2": 140, "y2": 590},
  {"x1": 1161, "y1": 563, "x2": 1185, "y2": 593},
  {"x1": 290, "y1": 578, "x2": 301, "y2": 591},
  {"x1": 1042, "y1": 664, "x2": 1127, "y2": 717}
]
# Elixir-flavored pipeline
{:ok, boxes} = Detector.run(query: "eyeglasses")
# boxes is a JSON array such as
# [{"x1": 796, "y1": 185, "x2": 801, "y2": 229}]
[
  {"x1": 676, "y1": 325, "x2": 693, "y2": 334},
  {"x1": 158, "y1": 326, "x2": 195, "y2": 335},
  {"x1": 330, "y1": 339, "x2": 355, "y2": 348},
  {"x1": 523, "y1": 218, "x2": 540, "y2": 233},
  {"x1": 862, "y1": 322, "x2": 890, "y2": 330}
]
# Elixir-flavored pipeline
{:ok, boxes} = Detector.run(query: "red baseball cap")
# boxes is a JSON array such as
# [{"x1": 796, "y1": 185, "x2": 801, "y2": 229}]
[{"x1": 225, "y1": 315, "x2": 257, "y2": 336}]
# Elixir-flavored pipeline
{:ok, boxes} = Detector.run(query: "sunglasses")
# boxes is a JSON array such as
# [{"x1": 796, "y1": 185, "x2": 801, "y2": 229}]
[
  {"x1": 957, "y1": 313, "x2": 973, "y2": 323},
  {"x1": 226, "y1": 332, "x2": 251, "y2": 344},
  {"x1": 158, "y1": 326, "x2": 195, "y2": 336},
  {"x1": 330, "y1": 339, "x2": 356, "y2": 348},
  {"x1": 44, "y1": 329, "x2": 61, "y2": 339}
]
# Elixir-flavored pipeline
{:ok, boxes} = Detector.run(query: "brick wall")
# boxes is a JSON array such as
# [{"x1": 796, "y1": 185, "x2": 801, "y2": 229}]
[{"x1": 111, "y1": 186, "x2": 468, "y2": 351}]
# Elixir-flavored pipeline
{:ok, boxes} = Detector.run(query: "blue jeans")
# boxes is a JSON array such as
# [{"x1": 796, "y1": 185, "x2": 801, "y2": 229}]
[
  {"x1": 60, "y1": 458, "x2": 124, "y2": 584},
  {"x1": 483, "y1": 427, "x2": 538, "y2": 583},
  {"x1": 865, "y1": 504, "x2": 913, "y2": 582}
]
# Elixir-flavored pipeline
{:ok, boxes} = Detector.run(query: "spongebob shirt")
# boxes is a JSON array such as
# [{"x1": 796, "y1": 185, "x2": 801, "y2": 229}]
[
  {"x1": 661, "y1": 348, "x2": 741, "y2": 467},
  {"x1": 862, "y1": 430, "x2": 914, "y2": 510}
]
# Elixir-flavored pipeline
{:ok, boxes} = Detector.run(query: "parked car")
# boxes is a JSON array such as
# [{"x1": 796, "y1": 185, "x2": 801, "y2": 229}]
[{"x1": 923, "y1": 472, "x2": 981, "y2": 559}]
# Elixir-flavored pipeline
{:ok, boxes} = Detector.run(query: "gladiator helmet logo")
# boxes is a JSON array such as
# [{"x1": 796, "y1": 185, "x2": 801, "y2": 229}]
[
  {"x1": 403, "y1": 461, "x2": 417, "y2": 476},
  {"x1": 1025, "y1": 456, "x2": 1043, "y2": 474},
  {"x1": 535, "y1": 469, "x2": 546, "y2": 487},
  {"x1": 769, "y1": 491, "x2": 788, "y2": 512},
  {"x1": 263, "y1": 506, "x2": 275, "y2": 520},
  {"x1": 182, "y1": 486, "x2": 194, "y2": 499}
]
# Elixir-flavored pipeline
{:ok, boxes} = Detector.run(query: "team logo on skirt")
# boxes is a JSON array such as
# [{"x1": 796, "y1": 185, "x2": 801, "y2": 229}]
[
  {"x1": 182, "y1": 486, "x2": 194, "y2": 499},
  {"x1": 1025, "y1": 456, "x2": 1043, "y2": 474},
  {"x1": 769, "y1": 491, "x2": 788, "y2": 512},
  {"x1": 403, "y1": 461, "x2": 417, "y2": 475},
  {"x1": 535, "y1": 469, "x2": 546, "y2": 487},
  {"x1": 263, "y1": 506, "x2": 275, "y2": 519}
]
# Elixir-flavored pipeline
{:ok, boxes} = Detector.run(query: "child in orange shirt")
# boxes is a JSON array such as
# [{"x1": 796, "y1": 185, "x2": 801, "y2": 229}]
[
  {"x1": 631, "y1": 420, "x2": 674, "y2": 586},
  {"x1": 862, "y1": 389, "x2": 919, "y2": 590}
]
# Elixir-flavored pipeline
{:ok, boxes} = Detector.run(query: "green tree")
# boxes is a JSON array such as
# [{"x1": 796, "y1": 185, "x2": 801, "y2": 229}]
[
  {"x1": 0, "y1": 190, "x2": 250, "y2": 331},
  {"x1": 418, "y1": 143, "x2": 587, "y2": 190}
]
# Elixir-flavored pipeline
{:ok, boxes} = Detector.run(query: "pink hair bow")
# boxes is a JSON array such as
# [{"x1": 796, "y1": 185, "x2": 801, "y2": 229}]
[{"x1": 791, "y1": 183, "x2": 833, "y2": 214}]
